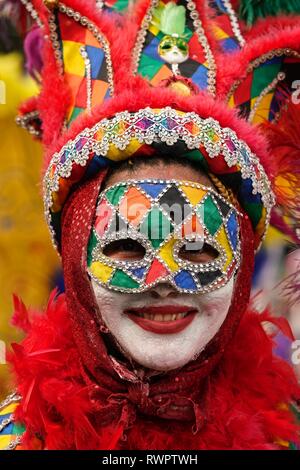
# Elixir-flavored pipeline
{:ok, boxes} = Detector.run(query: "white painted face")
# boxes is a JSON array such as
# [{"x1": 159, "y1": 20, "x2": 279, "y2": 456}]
[
  {"x1": 91, "y1": 278, "x2": 234, "y2": 371},
  {"x1": 89, "y1": 162, "x2": 235, "y2": 372}
]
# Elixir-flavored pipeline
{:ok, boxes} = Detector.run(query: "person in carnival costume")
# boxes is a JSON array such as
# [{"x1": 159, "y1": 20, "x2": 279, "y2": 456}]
[{"x1": 0, "y1": 0, "x2": 300, "y2": 450}]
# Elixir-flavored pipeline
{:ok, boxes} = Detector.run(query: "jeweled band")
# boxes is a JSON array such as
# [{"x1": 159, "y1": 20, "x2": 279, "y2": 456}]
[{"x1": 44, "y1": 107, "x2": 275, "y2": 252}]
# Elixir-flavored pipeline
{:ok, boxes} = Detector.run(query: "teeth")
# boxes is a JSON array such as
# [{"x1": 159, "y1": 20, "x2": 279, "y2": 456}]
[
  {"x1": 138, "y1": 312, "x2": 189, "y2": 322},
  {"x1": 164, "y1": 314, "x2": 173, "y2": 321}
]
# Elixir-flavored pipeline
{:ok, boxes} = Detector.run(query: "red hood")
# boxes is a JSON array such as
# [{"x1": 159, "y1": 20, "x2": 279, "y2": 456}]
[{"x1": 8, "y1": 173, "x2": 300, "y2": 449}]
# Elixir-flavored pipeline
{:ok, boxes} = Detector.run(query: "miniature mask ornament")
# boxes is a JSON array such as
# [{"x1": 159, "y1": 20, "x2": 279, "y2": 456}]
[
  {"x1": 158, "y1": 35, "x2": 189, "y2": 66},
  {"x1": 155, "y1": 2, "x2": 189, "y2": 75},
  {"x1": 87, "y1": 180, "x2": 241, "y2": 294}
]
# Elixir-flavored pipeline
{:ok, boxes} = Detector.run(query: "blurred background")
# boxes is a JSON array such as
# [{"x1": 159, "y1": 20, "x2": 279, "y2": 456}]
[
  {"x1": 0, "y1": 1, "x2": 299, "y2": 400},
  {"x1": 0, "y1": 5, "x2": 60, "y2": 399}
]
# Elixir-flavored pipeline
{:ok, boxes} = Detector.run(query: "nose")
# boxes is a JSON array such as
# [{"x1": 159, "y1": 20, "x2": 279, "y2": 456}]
[{"x1": 149, "y1": 282, "x2": 179, "y2": 299}]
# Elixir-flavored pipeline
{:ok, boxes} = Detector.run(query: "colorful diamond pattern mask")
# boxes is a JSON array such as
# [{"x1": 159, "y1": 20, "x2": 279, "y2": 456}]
[{"x1": 87, "y1": 179, "x2": 241, "y2": 294}]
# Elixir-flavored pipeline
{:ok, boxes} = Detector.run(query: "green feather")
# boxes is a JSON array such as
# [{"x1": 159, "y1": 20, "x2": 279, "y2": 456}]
[
  {"x1": 155, "y1": 2, "x2": 186, "y2": 36},
  {"x1": 239, "y1": 0, "x2": 300, "y2": 25}
]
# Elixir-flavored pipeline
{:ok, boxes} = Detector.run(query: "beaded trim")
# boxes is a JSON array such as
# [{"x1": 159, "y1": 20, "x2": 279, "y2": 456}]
[
  {"x1": 0, "y1": 414, "x2": 14, "y2": 433},
  {"x1": 227, "y1": 48, "x2": 300, "y2": 102},
  {"x1": 80, "y1": 46, "x2": 92, "y2": 113},
  {"x1": 19, "y1": 0, "x2": 43, "y2": 28},
  {"x1": 35, "y1": 2, "x2": 114, "y2": 96},
  {"x1": 44, "y1": 106, "x2": 274, "y2": 212},
  {"x1": 0, "y1": 392, "x2": 21, "y2": 412},
  {"x1": 48, "y1": 11, "x2": 64, "y2": 74},
  {"x1": 248, "y1": 72, "x2": 286, "y2": 123},
  {"x1": 222, "y1": 0, "x2": 245, "y2": 48},
  {"x1": 131, "y1": 0, "x2": 217, "y2": 95},
  {"x1": 132, "y1": 0, "x2": 159, "y2": 76},
  {"x1": 58, "y1": 3, "x2": 114, "y2": 96},
  {"x1": 0, "y1": 392, "x2": 24, "y2": 450},
  {"x1": 4, "y1": 435, "x2": 23, "y2": 451},
  {"x1": 88, "y1": 179, "x2": 241, "y2": 294},
  {"x1": 15, "y1": 111, "x2": 42, "y2": 138}
]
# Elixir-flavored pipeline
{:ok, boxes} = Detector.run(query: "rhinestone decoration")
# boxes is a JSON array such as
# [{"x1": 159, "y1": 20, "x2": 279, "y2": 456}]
[
  {"x1": 87, "y1": 179, "x2": 241, "y2": 295},
  {"x1": 19, "y1": 0, "x2": 43, "y2": 28},
  {"x1": 248, "y1": 71, "x2": 286, "y2": 123},
  {"x1": 0, "y1": 392, "x2": 21, "y2": 411},
  {"x1": 227, "y1": 48, "x2": 300, "y2": 103},
  {"x1": 80, "y1": 46, "x2": 92, "y2": 113},
  {"x1": 132, "y1": 0, "x2": 217, "y2": 95},
  {"x1": 43, "y1": 107, "x2": 275, "y2": 251},
  {"x1": 222, "y1": 0, "x2": 245, "y2": 48},
  {"x1": 0, "y1": 392, "x2": 24, "y2": 450},
  {"x1": 15, "y1": 110, "x2": 42, "y2": 138}
]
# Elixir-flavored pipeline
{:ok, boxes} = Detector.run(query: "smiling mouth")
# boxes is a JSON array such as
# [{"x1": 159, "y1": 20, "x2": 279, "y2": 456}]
[{"x1": 124, "y1": 306, "x2": 197, "y2": 335}]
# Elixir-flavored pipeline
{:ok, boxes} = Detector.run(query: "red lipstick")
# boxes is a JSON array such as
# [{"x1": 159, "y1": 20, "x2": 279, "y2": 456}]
[{"x1": 125, "y1": 305, "x2": 197, "y2": 335}]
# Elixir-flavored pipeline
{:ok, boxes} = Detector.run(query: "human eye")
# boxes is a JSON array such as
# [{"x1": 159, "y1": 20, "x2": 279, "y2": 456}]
[
  {"x1": 178, "y1": 241, "x2": 219, "y2": 263},
  {"x1": 103, "y1": 239, "x2": 146, "y2": 261}
]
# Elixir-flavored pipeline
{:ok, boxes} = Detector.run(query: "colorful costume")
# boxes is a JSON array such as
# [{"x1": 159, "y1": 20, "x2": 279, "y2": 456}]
[{"x1": 0, "y1": 0, "x2": 300, "y2": 450}]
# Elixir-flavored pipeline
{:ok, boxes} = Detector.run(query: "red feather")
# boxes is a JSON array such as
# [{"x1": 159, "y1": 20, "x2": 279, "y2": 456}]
[
  {"x1": 8, "y1": 291, "x2": 300, "y2": 450},
  {"x1": 263, "y1": 100, "x2": 300, "y2": 242}
]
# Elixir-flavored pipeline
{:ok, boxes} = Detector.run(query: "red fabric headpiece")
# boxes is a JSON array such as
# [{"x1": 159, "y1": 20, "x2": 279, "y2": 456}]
[{"x1": 61, "y1": 170, "x2": 255, "y2": 429}]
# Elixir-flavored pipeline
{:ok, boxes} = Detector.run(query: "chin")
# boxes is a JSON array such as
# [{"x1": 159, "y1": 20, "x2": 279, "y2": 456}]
[
  {"x1": 91, "y1": 279, "x2": 234, "y2": 372},
  {"x1": 125, "y1": 346, "x2": 198, "y2": 372},
  {"x1": 112, "y1": 312, "x2": 225, "y2": 372}
]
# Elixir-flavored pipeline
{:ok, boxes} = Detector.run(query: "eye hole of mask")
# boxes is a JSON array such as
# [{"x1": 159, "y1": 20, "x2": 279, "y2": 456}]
[
  {"x1": 161, "y1": 41, "x2": 172, "y2": 50},
  {"x1": 177, "y1": 40, "x2": 188, "y2": 52},
  {"x1": 103, "y1": 239, "x2": 146, "y2": 261},
  {"x1": 178, "y1": 242, "x2": 219, "y2": 264}
]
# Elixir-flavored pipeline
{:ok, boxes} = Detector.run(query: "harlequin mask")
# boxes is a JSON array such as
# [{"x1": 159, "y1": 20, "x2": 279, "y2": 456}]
[
  {"x1": 87, "y1": 179, "x2": 241, "y2": 294},
  {"x1": 158, "y1": 35, "x2": 189, "y2": 65}
]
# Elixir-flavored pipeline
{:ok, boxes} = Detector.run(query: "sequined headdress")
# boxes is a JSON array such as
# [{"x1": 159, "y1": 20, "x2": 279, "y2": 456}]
[{"x1": 14, "y1": 0, "x2": 300, "y2": 251}]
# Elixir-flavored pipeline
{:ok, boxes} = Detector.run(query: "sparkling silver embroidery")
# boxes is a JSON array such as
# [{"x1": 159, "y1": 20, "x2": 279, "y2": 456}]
[
  {"x1": 87, "y1": 179, "x2": 241, "y2": 295},
  {"x1": 15, "y1": 111, "x2": 41, "y2": 138},
  {"x1": 44, "y1": 3, "x2": 115, "y2": 94},
  {"x1": 44, "y1": 108, "x2": 275, "y2": 241},
  {"x1": 132, "y1": 0, "x2": 217, "y2": 95},
  {"x1": 4, "y1": 435, "x2": 23, "y2": 451},
  {"x1": 227, "y1": 48, "x2": 300, "y2": 103},
  {"x1": 19, "y1": 0, "x2": 43, "y2": 28},
  {"x1": 222, "y1": 0, "x2": 245, "y2": 48},
  {"x1": 248, "y1": 72, "x2": 286, "y2": 123},
  {"x1": 80, "y1": 46, "x2": 92, "y2": 113},
  {"x1": 0, "y1": 392, "x2": 21, "y2": 411},
  {"x1": 0, "y1": 415, "x2": 14, "y2": 433},
  {"x1": 0, "y1": 392, "x2": 23, "y2": 450}
]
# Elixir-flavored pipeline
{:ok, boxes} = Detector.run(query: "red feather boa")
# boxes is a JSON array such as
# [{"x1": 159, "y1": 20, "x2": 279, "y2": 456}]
[
  {"x1": 7, "y1": 173, "x2": 300, "y2": 450},
  {"x1": 8, "y1": 292, "x2": 300, "y2": 450}
]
